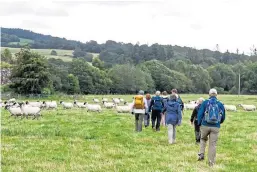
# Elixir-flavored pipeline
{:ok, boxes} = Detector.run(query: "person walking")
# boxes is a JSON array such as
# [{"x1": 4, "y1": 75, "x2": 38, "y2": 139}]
[
  {"x1": 190, "y1": 97, "x2": 205, "y2": 144},
  {"x1": 171, "y1": 89, "x2": 184, "y2": 111},
  {"x1": 144, "y1": 93, "x2": 151, "y2": 128},
  {"x1": 197, "y1": 88, "x2": 226, "y2": 167},
  {"x1": 131, "y1": 90, "x2": 148, "y2": 132},
  {"x1": 161, "y1": 91, "x2": 169, "y2": 126},
  {"x1": 149, "y1": 91, "x2": 164, "y2": 131},
  {"x1": 162, "y1": 94, "x2": 182, "y2": 144}
]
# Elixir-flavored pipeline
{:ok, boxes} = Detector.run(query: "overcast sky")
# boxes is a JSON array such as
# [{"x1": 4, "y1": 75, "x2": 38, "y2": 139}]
[{"x1": 0, "y1": 0, "x2": 256, "y2": 54}]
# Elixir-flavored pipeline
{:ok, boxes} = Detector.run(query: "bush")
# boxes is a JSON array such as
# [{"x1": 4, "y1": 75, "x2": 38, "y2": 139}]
[
  {"x1": 1, "y1": 84, "x2": 13, "y2": 92},
  {"x1": 42, "y1": 88, "x2": 51, "y2": 95},
  {"x1": 50, "y1": 50, "x2": 57, "y2": 56}
]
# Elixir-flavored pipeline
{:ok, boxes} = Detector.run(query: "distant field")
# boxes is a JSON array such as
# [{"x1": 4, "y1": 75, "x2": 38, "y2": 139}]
[
  {"x1": 1, "y1": 94, "x2": 257, "y2": 171},
  {"x1": 8, "y1": 38, "x2": 34, "y2": 46},
  {"x1": 1, "y1": 47, "x2": 99, "y2": 62}
]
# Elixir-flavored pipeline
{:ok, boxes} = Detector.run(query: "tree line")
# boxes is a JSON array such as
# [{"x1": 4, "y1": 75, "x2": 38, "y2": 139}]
[{"x1": 1, "y1": 47, "x2": 257, "y2": 95}]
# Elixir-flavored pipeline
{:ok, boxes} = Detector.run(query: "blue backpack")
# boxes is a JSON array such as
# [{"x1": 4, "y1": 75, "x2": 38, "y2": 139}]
[
  {"x1": 204, "y1": 98, "x2": 222, "y2": 124},
  {"x1": 152, "y1": 96, "x2": 163, "y2": 111}
]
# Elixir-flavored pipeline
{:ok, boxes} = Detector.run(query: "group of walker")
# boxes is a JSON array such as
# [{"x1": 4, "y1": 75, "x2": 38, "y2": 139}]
[{"x1": 131, "y1": 88, "x2": 226, "y2": 167}]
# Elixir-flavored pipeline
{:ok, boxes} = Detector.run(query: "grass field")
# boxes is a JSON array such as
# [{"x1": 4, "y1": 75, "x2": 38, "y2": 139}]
[
  {"x1": 1, "y1": 47, "x2": 99, "y2": 62},
  {"x1": 8, "y1": 38, "x2": 35, "y2": 46},
  {"x1": 1, "y1": 94, "x2": 257, "y2": 172}
]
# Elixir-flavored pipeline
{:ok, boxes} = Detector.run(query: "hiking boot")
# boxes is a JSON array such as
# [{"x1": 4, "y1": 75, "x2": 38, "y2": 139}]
[
  {"x1": 198, "y1": 153, "x2": 204, "y2": 161},
  {"x1": 156, "y1": 128, "x2": 160, "y2": 132}
]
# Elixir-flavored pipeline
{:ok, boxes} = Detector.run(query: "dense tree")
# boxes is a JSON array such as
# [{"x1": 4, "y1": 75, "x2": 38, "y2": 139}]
[
  {"x1": 1, "y1": 28, "x2": 257, "y2": 95},
  {"x1": 1, "y1": 48, "x2": 14, "y2": 64},
  {"x1": 92, "y1": 57, "x2": 104, "y2": 70},
  {"x1": 10, "y1": 47, "x2": 50, "y2": 94},
  {"x1": 142, "y1": 60, "x2": 193, "y2": 92},
  {"x1": 73, "y1": 47, "x2": 87, "y2": 58},
  {"x1": 208, "y1": 64, "x2": 236, "y2": 90},
  {"x1": 67, "y1": 74, "x2": 80, "y2": 94},
  {"x1": 108, "y1": 64, "x2": 155, "y2": 94}
]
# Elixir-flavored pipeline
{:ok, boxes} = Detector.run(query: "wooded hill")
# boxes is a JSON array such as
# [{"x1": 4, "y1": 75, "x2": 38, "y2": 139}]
[{"x1": 1, "y1": 27, "x2": 257, "y2": 95}]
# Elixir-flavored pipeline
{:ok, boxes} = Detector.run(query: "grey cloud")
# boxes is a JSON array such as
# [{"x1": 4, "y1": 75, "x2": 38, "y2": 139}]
[{"x1": 0, "y1": 1, "x2": 69, "y2": 17}]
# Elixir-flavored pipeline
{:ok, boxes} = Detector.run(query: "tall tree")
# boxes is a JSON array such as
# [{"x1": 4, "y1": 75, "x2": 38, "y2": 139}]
[{"x1": 10, "y1": 47, "x2": 50, "y2": 94}]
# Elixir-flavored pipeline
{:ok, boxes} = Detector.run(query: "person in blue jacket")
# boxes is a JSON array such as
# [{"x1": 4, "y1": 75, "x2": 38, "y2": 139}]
[
  {"x1": 197, "y1": 88, "x2": 226, "y2": 167},
  {"x1": 162, "y1": 94, "x2": 182, "y2": 144},
  {"x1": 149, "y1": 91, "x2": 164, "y2": 132}
]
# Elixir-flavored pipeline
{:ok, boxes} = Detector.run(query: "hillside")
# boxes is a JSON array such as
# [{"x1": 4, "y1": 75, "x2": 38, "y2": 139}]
[
  {"x1": 2, "y1": 27, "x2": 255, "y2": 69},
  {"x1": 1, "y1": 27, "x2": 257, "y2": 95}
]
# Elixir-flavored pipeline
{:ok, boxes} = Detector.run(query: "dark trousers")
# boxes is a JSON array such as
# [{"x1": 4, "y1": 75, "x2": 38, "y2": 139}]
[
  {"x1": 194, "y1": 120, "x2": 201, "y2": 142},
  {"x1": 151, "y1": 110, "x2": 162, "y2": 130}
]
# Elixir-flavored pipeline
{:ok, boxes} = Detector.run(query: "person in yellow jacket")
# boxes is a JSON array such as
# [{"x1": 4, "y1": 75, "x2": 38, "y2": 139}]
[{"x1": 131, "y1": 90, "x2": 148, "y2": 132}]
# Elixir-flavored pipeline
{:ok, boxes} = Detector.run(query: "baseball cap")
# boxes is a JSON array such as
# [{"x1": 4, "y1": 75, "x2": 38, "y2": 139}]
[{"x1": 209, "y1": 88, "x2": 217, "y2": 95}]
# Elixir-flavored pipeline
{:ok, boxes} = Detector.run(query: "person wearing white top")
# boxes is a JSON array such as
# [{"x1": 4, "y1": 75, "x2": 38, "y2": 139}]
[{"x1": 131, "y1": 90, "x2": 148, "y2": 132}]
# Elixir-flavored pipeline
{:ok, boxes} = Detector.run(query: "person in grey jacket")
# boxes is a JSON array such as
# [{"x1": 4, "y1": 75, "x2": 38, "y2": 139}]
[
  {"x1": 144, "y1": 93, "x2": 151, "y2": 127},
  {"x1": 162, "y1": 94, "x2": 182, "y2": 144}
]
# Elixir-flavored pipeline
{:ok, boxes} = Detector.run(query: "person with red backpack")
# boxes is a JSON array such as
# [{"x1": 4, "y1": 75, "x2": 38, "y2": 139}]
[
  {"x1": 131, "y1": 90, "x2": 148, "y2": 132},
  {"x1": 148, "y1": 91, "x2": 164, "y2": 131},
  {"x1": 197, "y1": 88, "x2": 226, "y2": 167}
]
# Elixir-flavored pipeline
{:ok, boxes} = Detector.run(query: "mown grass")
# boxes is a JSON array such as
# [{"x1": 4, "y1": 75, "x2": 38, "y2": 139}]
[
  {"x1": 1, "y1": 47, "x2": 99, "y2": 62},
  {"x1": 1, "y1": 94, "x2": 257, "y2": 172}
]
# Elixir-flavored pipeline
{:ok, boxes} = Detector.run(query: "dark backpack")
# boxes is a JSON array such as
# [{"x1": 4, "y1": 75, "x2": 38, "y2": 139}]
[
  {"x1": 152, "y1": 96, "x2": 163, "y2": 111},
  {"x1": 204, "y1": 98, "x2": 222, "y2": 124},
  {"x1": 162, "y1": 97, "x2": 169, "y2": 107}
]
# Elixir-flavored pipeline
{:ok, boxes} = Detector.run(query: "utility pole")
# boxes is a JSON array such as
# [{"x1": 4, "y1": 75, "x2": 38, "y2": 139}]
[{"x1": 238, "y1": 70, "x2": 241, "y2": 96}]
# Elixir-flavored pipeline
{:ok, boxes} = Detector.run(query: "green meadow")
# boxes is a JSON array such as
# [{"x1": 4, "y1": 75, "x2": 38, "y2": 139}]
[
  {"x1": 1, "y1": 94, "x2": 257, "y2": 172},
  {"x1": 1, "y1": 47, "x2": 99, "y2": 62}
]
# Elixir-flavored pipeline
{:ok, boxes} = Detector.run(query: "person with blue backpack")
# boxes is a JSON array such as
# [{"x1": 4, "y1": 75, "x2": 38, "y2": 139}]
[
  {"x1": 171, "y1": 89, "x2": 184, "y2": 111},
  {"x1": 162, "y1": 94, "x2": 182, "y2": 144},
  {"x1": 149, "y1": 91, "x2": 164, "y2": 131},
  {"x1": 197, "y1": 88, "x2": 226, "y2": 167}
]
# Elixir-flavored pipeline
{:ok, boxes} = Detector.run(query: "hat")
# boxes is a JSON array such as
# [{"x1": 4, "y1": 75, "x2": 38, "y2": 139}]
[
  {"x1": 209, "y1": 88, "x2": 217, "y2": 95},
  {"x1": 138, "y1": 90, "x2": 144, "y2": 95}
]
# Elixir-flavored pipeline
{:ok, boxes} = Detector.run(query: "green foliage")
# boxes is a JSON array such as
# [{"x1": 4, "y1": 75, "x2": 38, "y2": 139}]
[
  {"x1": 143, "y1": 60, "x2": 193, "y2": 92},
  {"x1": 72, "y1": 47, "x2": 87, "y2": 58},
  {"x1": 208, "y1": 64, "x2": 236, "y2": 90},
  {"x1": 92, "y1": 57, "x2": 104, "y2": 70},
  {"x1": 1, "y1": 28, "x2": 257, "y2": 94},
  {"x1": 10, "y1": 47, "x2": 50, "y2": 94},
  {"x1": 50, "y1": 50, "x2": 58, "y2": 56},
  {"x1": 0, "y1": 84, "x2": 13, "y2": 92},
  {"x1": 69, "y1": 59, "x2": 111, "y2": 94},
  {"x1": 1, "y1": 48, "x2": 14, "y2": 64},
  {"x1": 0, "y1": 61, "x2": 12, "y2": 68},
  {"x1": 108, "y1": 64, "x2": 155, "y2": 94},
  {"x1": 67, "y1": 74, "x2": 80, "y2": 94}
]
